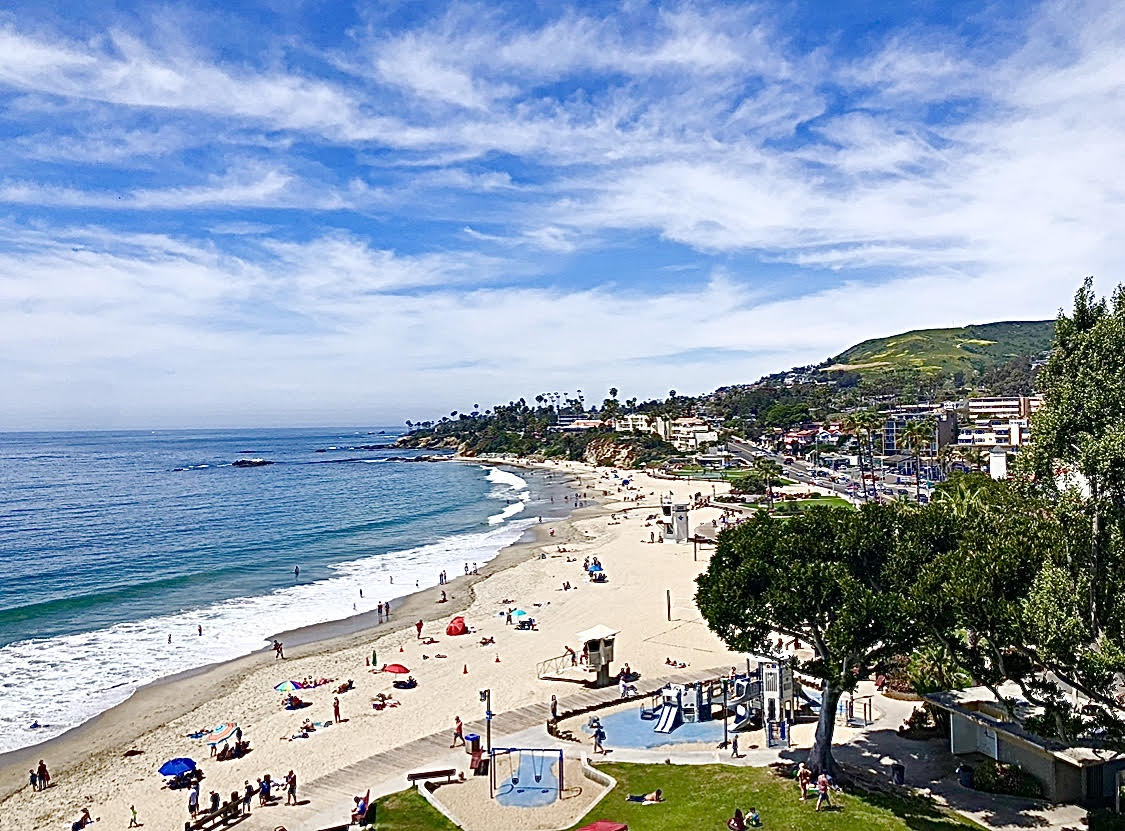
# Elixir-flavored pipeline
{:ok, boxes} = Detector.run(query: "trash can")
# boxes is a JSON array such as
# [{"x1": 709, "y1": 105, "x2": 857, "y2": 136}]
[
  {"x1": 890, "y1": 763, "x2": 905, "y2": 786},
  {"x1": 957, "y1": 764, "x2": 974, "y2": 789},
  {"x1": 465, "y1": 733, "x2": 480, "y2": 755}
]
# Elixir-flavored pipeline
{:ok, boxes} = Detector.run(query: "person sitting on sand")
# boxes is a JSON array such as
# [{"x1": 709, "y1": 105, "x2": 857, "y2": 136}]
[
  {"x1": 625, "y1": 789, "x2": 663, "y2": 803},
  {"x1": 479, "y1": 636, "x2": 495, "y2": 646},
  {"x1": 70, "y1": 808, "x2": 93, "y2": 831}
]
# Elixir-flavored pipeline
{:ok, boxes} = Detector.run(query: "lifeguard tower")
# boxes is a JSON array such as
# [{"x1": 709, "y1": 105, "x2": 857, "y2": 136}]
[
  {"x1": 536, "y1": 624, "x2": 620, "y2": 689},
  {"x1": 577, "y1": 624, "x2": 619, "y2": 688},
  {"x1": 659, "y1": 496, "x2": 690, "y2": 543}
]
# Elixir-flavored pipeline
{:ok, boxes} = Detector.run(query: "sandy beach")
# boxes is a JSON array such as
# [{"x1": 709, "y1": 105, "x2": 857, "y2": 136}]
[{"x1": 0, "y1": 460, "x2": 747, "y2": 831}]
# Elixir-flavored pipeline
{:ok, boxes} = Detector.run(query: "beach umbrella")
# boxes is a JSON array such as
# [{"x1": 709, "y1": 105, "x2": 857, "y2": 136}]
[
  {"x1": 512, "y1": 609, "x2": 528, "y2": 617},
  {"x1": 158, "y1": 758, "x2": 196, "y2": 777},
  {"x1": 383, "y1": 663, "x2": 410, "y2": 674},
  {"x1": 588, "y1": 564, "x2": 603, "y2": 573},
  {"x1": 205, "y1": 723, "x2": 238, "y2": 745},
  {"x1": 274, "y1": 680, "x2": 301, "y2": 692}
]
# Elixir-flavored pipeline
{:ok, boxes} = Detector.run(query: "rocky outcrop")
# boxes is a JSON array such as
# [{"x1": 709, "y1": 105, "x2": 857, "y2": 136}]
[
  {"x1": 582, "y1": 437, "x2": 641, "y2": 468},
  {"x1": 232, "y1": 458, "x2": 274, "y2": 468}
]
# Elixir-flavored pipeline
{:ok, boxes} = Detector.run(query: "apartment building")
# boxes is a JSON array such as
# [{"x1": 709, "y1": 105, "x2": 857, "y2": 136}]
[
  {"x1": 965, "y1": 395, "x2": 1044, "y2": 420},
  {"x1": 957, "y1": 418, "x2": 1033, "y2": 448}
]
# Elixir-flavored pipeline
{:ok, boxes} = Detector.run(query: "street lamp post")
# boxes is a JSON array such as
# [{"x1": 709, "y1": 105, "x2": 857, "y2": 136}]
[
  {"x1": 480, "y1": 688, "x2": 493, "y2": 797},
  {"x1": 720, "y1": 678, "x2": 729, "y2": 750}
]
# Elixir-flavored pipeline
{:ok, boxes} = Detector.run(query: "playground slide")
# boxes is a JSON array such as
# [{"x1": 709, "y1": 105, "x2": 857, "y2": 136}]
[
  {"x1": 798, "y1": 687, "x2": 822, "y2": 711},
  {"x1": 731, "y1": 706, "x2": 757, "y2": 732},
  {"x1": 653, "y1": 702, "x2": 682, "y2": 734}
]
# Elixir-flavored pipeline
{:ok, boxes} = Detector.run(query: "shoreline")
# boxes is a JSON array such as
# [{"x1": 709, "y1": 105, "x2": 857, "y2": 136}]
[
  {"x1": 0, "y1": 461, "x2": 580, "y2": 801},
  {"x1": 1, "y1": 458, "x2": 739, "y2": 831}
]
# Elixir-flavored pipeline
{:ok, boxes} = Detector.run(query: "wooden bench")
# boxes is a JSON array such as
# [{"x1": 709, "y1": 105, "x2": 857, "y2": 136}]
[
  {"x1": 184, "y1": 799, "x2": 240, "y2": 831},
  {"x1": 406, "y1": 768, "x2": 457, "y2": 791}
]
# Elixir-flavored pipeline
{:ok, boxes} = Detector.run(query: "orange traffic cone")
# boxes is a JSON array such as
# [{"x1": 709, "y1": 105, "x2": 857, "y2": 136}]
[
  {"x1": 399, "y1": 645, "x2": 404, "y2": 652},
  {"x1": 495, "y1": 654, "x2": 501, "y2": 663},
  {"x1": 463, "y1": 664, "x2": 469, "y2": 674}
]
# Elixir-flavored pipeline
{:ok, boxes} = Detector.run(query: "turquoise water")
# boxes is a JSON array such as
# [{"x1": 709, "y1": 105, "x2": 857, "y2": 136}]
[{"x1": 0, "y1": 428, "x2": 549, "y2": 752}]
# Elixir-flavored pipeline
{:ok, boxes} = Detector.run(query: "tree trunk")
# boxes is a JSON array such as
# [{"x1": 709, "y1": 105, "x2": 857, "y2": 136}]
[
  {"x1": 806, "y1": 682, "x2": 843, "y2": 776},
  {"x1": 915, "y1": 451, "x2": 921, "y2": 501}
]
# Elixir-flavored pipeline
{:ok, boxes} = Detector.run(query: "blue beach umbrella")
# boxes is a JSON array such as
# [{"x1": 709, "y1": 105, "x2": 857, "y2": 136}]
[
  {"x1": 588, "y1": 564, "x2": 603, "y2": 573},
  {"x1": 512, "y1": 609, "x2": 528, "y2": 617},
  {"x1": 274, "y1": 680, "x2": 301, "y2": 692},
  {"x1": 158, "y1": 758, "x2": 196, "y2": 777}
]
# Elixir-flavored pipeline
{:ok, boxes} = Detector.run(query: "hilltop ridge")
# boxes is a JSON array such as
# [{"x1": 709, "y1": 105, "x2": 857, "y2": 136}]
[{"x1": 823, "y1": 320, "x2": 1054, "y2": 381}]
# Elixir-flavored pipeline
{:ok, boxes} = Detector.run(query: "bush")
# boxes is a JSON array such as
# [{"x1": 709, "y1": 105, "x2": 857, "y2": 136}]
[{"x1": 972, "y1": 759, "x2": 1044, "y2": 799}]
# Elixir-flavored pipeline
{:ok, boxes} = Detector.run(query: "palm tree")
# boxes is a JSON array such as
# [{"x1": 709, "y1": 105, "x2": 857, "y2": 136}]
[
  {"x1": 903, "y1": 419, "x2": 935, "y2": 501},
  {"x1": 859, "y1": 410, "x2": 885, "y2": 495},
  {"x1": 754, "y1": 457, "x2": 782, "y2": 511},
  {"x1": 840, "y1": 413, "x2": 869, "y2": 502}
]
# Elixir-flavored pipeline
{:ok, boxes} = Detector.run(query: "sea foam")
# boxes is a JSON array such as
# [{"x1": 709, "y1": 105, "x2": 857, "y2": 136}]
[{"x1": 0, "y1": 472, "x2": 534, "y2": 754}]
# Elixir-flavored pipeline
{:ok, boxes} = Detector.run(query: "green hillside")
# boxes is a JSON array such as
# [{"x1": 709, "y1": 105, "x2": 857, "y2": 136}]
[{"x1": 825, "y1": 320, "x2": 1055, "y2": 380}]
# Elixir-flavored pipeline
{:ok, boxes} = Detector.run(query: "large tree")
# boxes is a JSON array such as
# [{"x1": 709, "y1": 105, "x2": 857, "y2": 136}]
[{"x1": 696, "y1": 504, "x2": 914, "y2": 774}]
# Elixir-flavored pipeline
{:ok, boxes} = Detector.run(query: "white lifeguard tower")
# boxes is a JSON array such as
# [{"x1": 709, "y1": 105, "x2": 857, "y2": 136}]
[
  {"x1": 577, "y1": 624, "x2": 619, "y2": 688},
  {"x1": 660, "y1": 497, "x2": 690, "y2": 543}
]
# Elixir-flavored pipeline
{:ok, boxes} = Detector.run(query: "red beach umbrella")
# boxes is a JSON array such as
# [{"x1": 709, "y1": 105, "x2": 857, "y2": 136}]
[{"x1": 382, "y1": 663, "x2": 410, "y2": 674}]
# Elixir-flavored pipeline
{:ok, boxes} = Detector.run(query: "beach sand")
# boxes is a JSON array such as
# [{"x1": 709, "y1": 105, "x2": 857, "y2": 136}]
[{"x1": 0, "y1": 460, "x2": 745, "y2": 830}]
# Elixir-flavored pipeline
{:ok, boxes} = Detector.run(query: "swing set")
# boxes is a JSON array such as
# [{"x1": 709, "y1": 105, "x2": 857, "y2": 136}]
[{"x1": 489, "y1": 747, "x2": 564, "y2": 805}]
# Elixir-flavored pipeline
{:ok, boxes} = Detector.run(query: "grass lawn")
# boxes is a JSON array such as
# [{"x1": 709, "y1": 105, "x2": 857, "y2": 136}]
[
  {"x1": 372, "y1": 788, "x2": 459, "y2": 831},
  {"x1": 371, "y1": 763, "x2": 981, "y2": 831},
  {"x1": 783, "y1": 495, "x2": 853, "y2": 510}
]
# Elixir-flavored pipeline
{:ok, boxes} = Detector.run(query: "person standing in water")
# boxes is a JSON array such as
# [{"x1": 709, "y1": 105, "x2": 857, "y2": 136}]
[{"x1": 293, "y1": 565, "x2": 300, "y2": 579}]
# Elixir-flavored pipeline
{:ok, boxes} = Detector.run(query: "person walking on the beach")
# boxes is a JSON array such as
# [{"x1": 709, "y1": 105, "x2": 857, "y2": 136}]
[
  {"x1": 450, "y1": 716, "x2": 465, "y2": 748},
  {"x1": 188, "y1": 783, "x2": 199, "y2": 817},
  {"x1": 197, "y1": 624, "x2": 202, "y2": 636},
  {"x1": 333, "y1": 696, "x2": 341, "y2": 723},
  {"x1": 128, "y1": 803, "x2": 140, "y2": 827},
  {"x1": 730, "y1": 734, "x2": 740, "y2": 758},
  {"x1": 28, "y1": 769, "x2": 38, "y2": 792},
  {"x1": 36, "y1": 759, "x2": 50, "y2": 791},
  {"x1": 415, "y1": 619, "x2": 423, "y2": 639},
  {"x1": 243, "y1": 781, "x2": 253, "y2": 815},
  {"x1": 273, "y1": 639, "x2": 285, "y2": 659},
  {"x1": 285, "y1": 770, "x2": 298, "y2": 805}
]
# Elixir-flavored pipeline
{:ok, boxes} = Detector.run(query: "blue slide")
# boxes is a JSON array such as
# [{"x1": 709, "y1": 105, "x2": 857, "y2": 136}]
[
  {"x1": 731, "y1": 704, "x2": 757, "y2": 732},
  {"x1": 654, "y1": 702, "x2": 682, "y2": 734}
]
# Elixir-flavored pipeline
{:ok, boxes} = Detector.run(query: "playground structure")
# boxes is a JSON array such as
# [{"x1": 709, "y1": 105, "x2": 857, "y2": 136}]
[
  {"x1": 490, "y1": 747, "x2": 564, "y2": 807},
  {"x1": 537, "y1": 624, "x2": 620, "y2": 688},
  {"x1": 659, "y1": 496, "x2": 690, "y2": 543},
  {"x1": 797, "y1": 684, "x2": 874, "y2": 727},
  {"x1": 640, "y1": 661, "x2": 796, "y2": 743}
]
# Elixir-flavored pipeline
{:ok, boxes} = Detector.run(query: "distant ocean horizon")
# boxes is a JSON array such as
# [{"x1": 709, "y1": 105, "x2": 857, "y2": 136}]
[{"x1": 0, "y1": 428, "x2": 554, "y2": 754}]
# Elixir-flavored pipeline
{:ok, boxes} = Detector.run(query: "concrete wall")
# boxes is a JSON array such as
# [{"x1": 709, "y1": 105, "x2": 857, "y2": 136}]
[
  {"x1": 996, "y1": 737, "x2": 1077, "y2": 802},
  {"x1": 950, "y1": 712, "x2": 978, "y2": 755}
]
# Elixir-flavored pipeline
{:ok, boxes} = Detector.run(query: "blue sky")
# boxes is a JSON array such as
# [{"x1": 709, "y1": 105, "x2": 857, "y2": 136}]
[{"x1": 0, "y1": 0, "x2": 1120, "y2": 429}]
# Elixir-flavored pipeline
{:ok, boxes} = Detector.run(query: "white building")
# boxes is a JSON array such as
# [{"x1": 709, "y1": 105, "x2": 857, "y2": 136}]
[
  {"x1": 667, "y1": 417, "x2": 719, "y2": 452},
  {"x1": 966, "y1": 395, "x2": 1043, "y2": 421},
  {"x1": 957, "y1": 418, "x2": 1033, "y2": 448}
]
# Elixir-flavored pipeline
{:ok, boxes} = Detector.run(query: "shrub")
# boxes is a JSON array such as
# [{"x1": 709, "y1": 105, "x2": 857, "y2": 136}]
[{"x1": 972, "y1": 759, "x2": 1044, "y2": 799}]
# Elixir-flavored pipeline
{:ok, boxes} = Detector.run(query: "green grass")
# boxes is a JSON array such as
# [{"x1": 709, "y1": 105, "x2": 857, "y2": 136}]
[
  {"x1": 827, "y1": 320, "x2": 1054, "y2": 380},
  {"x1": 371, "y1": 788, "x2": 459, "y2": 831},
  {"x1": 784, "y1": 496, "x2": 853, "y2": 510},
  {"x1": 370, "y1": 764, "x2": 982, "y2": 831}
]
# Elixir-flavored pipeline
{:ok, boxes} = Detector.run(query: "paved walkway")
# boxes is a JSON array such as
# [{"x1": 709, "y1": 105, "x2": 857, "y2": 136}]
[
  {"x1": 237, "y1": 665, "x2": 721, "y2": 830},
  {"x1": 238, "y1": 674, "x2": 1088, "y2": 831}
]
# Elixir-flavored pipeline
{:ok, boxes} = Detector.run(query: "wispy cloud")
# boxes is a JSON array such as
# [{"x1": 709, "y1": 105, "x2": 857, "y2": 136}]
[{"x1": 0, "y1": 0, "x2": 1120, "y2": 426}]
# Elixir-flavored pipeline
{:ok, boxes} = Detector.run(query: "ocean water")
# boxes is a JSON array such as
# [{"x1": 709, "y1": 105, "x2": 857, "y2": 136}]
[{"x1": 0, "y1": 428, "x2": 546, "y2": 754}]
